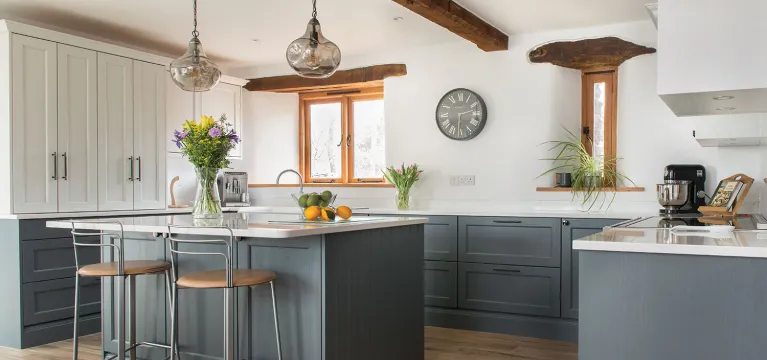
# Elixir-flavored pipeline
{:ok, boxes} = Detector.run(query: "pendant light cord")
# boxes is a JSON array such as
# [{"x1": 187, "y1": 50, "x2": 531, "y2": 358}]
[
  {"x1": 312, "y1": 0, "x2": 318, "y2": 19},
  {"x1": 192, "y1": 0, "x2": 199, "y2": 38}
]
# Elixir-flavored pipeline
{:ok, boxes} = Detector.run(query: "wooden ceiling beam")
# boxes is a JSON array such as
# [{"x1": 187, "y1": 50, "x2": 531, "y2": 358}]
[
  {"x1": 243, "y1": 64, "x2": 407, "y2": 93},
  {"x1": 391, "y1": 0, "x2": 508, "y2": 52}
]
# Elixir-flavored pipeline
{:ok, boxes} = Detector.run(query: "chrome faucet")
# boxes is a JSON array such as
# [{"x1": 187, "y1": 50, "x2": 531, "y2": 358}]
[{"x1": 276, "y1": 169, "x2": 304, "y2": 194}]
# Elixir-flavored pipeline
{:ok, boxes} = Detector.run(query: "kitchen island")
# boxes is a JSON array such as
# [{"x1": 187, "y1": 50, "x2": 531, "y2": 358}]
[
  {"x1": 47, "y1": 213, "x2": 428, "y2": 360},
  {"x1": 574, "y1": 227, "x2": 767, "y2": 360}
]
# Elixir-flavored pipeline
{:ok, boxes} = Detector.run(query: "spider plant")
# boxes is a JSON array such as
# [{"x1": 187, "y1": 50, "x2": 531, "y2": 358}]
[{"x1": 538, "y1": 127, "x2": 635, "y2": 211}]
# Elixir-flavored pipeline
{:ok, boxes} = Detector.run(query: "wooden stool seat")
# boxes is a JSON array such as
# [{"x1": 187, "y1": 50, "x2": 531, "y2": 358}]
[
  {"x1": 78, "y1": 260, "x2": 172, "y2": 277},
  {"x1": 177, "y1": 269, "x2": 277, "y2": 289}
]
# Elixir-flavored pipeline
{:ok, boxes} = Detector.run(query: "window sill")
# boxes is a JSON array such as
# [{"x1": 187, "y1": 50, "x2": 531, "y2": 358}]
[
  {"x1": 249, "y1": 183, "x2": 395, "y2": 188},
  {"x1": 536, "y1": 187, "x2": 645, "y2": 192}
]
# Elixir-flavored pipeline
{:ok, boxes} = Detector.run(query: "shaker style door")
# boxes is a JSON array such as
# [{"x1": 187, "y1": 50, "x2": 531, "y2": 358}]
[
  {"x1": 97, "y1": 53, "x2": 135, "y2": 211},
  {"x1": 57, "y1": 44, "x2": 98, "y2": 212},
  {"x1": 133, "y1": 60, "x2": 166, "y2": 210},
  {"x1": 11, "y1": 35, "x2": 59, "y2": 214},
  {"x1": 201, "y1": 82, "x2": 242, "y2": 158}
]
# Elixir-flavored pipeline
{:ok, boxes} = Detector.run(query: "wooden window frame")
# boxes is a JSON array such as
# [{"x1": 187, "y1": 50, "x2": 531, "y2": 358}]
[
  {"x1": 581, "y1": 67, "x2": 618, "y2": 162},
  {"x1": 299, "y1": 86, "x2": 385, "y2": 185}
]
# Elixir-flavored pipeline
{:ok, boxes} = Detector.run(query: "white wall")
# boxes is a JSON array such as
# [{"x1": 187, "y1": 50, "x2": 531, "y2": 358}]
[{"x1": 232, "y1": 20, "x2": 766, "y2": 212}]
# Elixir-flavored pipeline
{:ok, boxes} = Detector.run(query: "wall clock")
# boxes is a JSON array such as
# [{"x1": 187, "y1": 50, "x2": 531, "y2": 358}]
[{"x1": 435, "y1": 88, "x2": 487, "y2": 141}]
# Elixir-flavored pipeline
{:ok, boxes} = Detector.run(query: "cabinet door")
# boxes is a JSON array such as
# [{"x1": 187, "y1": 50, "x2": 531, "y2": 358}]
[
  {"x1": 166, "y1": 76, "x2": 199, "y2": 153},
  {"x1": 424, "y1": 216, "x2": 458, "y2": 261},
  {"x1": 133, "y1": 60, "x2": 166, "y2": 210},
  {"x1": 57, "y1": 44, "x2": 98, "y2": 212},
  {"x1": 22, "y1": 277, "x2": 101, "y2": 326},
  {"x1": 98, "y1": 53, "x2": 134, "y2": 211},
  {"x1": 458, "y1": 217, "x2": 561, "y2": 267},
  {"x1": 21, "y1": 237, "x2": 100, "y2": 283},
  {"x1": 561, "y1": 218, "x2": 624, "y2": 319},
  {"x1": 11, "y1": 35, "x2": 58, "y2": 214},
  {"x1": 424, "y1": 261, "x2": 457, "y2": 308},
  {"x1": 201, "y1": 82, "x2": 242, "y2": 158}
]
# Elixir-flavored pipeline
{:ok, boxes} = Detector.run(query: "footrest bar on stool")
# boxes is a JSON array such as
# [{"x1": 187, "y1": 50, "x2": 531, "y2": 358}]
[{"x1": 103, "y1": 341, "x2": 172, "y2": 360}]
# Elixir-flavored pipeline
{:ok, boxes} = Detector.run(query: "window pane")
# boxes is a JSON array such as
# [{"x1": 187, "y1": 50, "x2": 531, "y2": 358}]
[
  {"x1": 309, "y1": 103, "x2": 342, "y2": 178},
  {"x1": 352, "y1": 99, "x2": 385, "y2": 179},
  {"x1": 592, "y1": 82, "x2": 606, "y2": 169}
]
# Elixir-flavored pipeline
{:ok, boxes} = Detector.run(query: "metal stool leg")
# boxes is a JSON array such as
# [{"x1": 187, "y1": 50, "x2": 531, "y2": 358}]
[
  {"x1": 165, "y1": 270, "x2": 180, "y2": 360},
  {"x1": 72, "y1": 274, "x2": 81, "y2": 360},
  {"x1": 270, "y1": 281, "x2": 283, "y2": 360},
  {"x1": 117, "y1": 275, "x2": 127, "y2": 360},
  {"x1": 224, "y1": 287, "x2": 236, "y2": 360},
  {"x1": 129, "y1": 275, "x2": 137, "y2": 360},
  {"x1": 170, "y1": 279, "x2": 179, "y2": 360}
]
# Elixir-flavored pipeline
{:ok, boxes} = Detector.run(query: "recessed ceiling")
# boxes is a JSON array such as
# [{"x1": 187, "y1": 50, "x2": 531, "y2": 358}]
[{"x1": 0, "y1": 0, "x2": 653, "y2": 69}]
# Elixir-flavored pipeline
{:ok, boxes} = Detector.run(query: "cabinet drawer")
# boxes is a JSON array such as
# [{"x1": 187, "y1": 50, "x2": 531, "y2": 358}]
[
  {"x1": 424, "y1": 261, "x2": 457, "y2": 308},
  {"x1": 424, "y1": 216, "x2": 458, "y2": 261},
  {"x1": 22, "y1": 237, "x2": 100, "y2": 283},
  {"x1": 20, "y1": 220, "x2": 72, "y2": 241},
  {"x1": 458, "y1": 263, "x2": 561, "y2": 317},
  {"x1": 23, "y1": 277, "x2": 101, "y2": 326},
  {"x1": 459, "y1": 217, "x2": 561, "y2": 267}
]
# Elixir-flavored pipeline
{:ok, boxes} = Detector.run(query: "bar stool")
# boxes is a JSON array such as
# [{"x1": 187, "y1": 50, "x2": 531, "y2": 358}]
[
  {"x1": 69, "y1": 220, "x2": 175, "y2": 360},
  {"x1": 165, "y1": 225, "x2": 282, "y2": 360}
]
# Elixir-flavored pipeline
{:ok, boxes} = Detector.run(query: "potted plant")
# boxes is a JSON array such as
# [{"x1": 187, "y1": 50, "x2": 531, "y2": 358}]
[{"x1": 539, "y1": 127, "x2": 634, "y2": 211}]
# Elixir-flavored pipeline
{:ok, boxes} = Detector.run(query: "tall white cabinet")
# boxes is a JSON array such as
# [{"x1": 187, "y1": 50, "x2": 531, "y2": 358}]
[{"x1": 1, "y1": 22, "x2": 167, "y2": 214}]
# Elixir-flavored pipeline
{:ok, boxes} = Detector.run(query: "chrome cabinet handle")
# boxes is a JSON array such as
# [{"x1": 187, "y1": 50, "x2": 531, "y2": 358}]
[
  {"x1": 136, "y1": 156, "x2": 142, "y2": 181},
  {"x1": 493, "y1": 220, "x2": 522, "y2": 224},
  {"x1": 61, "y1": 152, "x2": 68, "y2": 180},
  {"x1": 493, "y1": 268, "x2": 521, "y2": 273},
  {"x1": 51, "y1": 152, "x2": 57, "y2": 179},
  {"x1": 128, "y1": 156, "x2": 134, "y2": 181}
]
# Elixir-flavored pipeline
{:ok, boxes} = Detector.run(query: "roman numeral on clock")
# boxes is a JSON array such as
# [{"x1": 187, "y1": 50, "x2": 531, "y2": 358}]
[
  {"x1": 441, "y1": 119, "x2": 450, "y2": 128},
  {"x1": 470, "y1": 119, "x2": 480, "y2": 127}
]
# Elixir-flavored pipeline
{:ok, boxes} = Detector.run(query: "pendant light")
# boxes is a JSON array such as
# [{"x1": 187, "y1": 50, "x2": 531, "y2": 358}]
[
  {"x1": 170, "y1": 0, "x2": 221, "y2": 92},
  {"x1": 286, "y1": 0, "x2": 341, "y2": 78}
]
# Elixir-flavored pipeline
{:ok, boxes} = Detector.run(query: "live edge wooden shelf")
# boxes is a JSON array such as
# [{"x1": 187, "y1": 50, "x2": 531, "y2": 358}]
[{"x1": 536, "y1": 187, "x2": 645, "y2": 192}]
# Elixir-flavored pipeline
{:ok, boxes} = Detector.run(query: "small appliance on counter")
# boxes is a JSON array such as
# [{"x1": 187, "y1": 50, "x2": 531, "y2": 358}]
[
  {"x1": 217, "y1": 172, "x2": 250, "y2": 207},
  {"x1": 657, "y1": 164, "x2": 706, "y2": 215}
]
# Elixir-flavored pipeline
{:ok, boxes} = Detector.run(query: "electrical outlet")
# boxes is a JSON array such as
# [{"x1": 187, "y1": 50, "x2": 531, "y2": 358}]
[
  {"x1": 449, "y1": 176, "x2": 460, "y2": 186},
  {"x1": 450, "y1": 175, "x2": 476, "y2": 186}
]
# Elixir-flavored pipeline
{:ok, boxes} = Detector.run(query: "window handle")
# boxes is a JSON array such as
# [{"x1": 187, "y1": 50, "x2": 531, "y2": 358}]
[
  {"x1": 357, "y1": 179, "x2": 383, "y2": 183},
  {"x1": 312, "y1": 179, "x2": 336, "y2": 183},
  {"x1": 337, "y1": 138, "x2": 343, "y2": 147},
  {"x1": 346, "y1": 135, "x2": 351, "y2": 147}
]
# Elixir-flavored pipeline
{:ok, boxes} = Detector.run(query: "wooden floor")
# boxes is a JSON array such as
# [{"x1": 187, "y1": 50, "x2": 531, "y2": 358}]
[{"x1": 0, "y1": 327, "x2": 577, "y2": 360}]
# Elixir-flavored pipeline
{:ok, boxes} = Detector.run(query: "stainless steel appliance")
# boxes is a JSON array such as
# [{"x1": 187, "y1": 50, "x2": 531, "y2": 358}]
[
  {"x1": 217, "y1": 172, "x2": 250, "y2": 207},
  {"x1": 659, "y1": 164, "x2": 706, "y2": 215}
]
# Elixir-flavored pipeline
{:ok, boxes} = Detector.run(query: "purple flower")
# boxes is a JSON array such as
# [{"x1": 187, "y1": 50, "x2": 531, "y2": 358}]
[
  {"x1": 208, "y1": 127, "x2": 222, "y2": 138},
  {"x1": 172, "y1": 130, "x2": 188, "y2": 148},
  {"x1": 228, "y1": 133, "x2": 240, "y2": 144}
]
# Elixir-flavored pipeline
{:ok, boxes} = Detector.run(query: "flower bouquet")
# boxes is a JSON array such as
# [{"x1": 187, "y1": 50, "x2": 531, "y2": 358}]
[
  {"x1": 382, "y1": 163, "x2": 423, "y2": 210},
  {"x1": 172, "y1": 114, "x2": 239, "y2": 219}
]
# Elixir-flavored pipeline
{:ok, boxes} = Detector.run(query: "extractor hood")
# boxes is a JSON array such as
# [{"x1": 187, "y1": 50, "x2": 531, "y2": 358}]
[{"x1": 657, "y1": 0, "x2": 767, "y2": 117}]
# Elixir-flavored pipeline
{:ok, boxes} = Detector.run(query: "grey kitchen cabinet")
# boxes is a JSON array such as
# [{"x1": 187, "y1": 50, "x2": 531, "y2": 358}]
[
  {"x1": 369, "y1": 214, "x2": 457, "y2": 261},
  {"x1": 458, "y1": 262, "x2": 561, "y2": 317},
  {"x1": 22, "y1": 237, "x2": 100, "y2": 283},
  {"x1": 424, "y1": 261, "x2": 457, "y2": 308},
  {"x1": 459, "y1": 217, "x2": 561, "y2": 267},
  {"x1": 20, "y1": 219, "x2": 72, "y2": 241},
  {"x1": 22, "y1": 277, "x2": 100, "y2": 326},
  {"x1": 561, "y1": 218, "x2": 625, "y2": 319}
]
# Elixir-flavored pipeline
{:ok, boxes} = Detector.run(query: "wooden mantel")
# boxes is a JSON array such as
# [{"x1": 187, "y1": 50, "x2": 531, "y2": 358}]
[
  {"x1": 243, "y1": 64, "x2": 407, "y2": 93},
  {"x1": 391, "y1": 0, "x2": 508, "y2": 52}
]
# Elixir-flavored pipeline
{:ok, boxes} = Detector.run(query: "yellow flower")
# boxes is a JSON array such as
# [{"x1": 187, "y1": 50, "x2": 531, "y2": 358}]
[
  {"x1": 199, "y1": 115, "x2": 215, "y2": 129},
  {"x1": 183, "y1": 120, "x2": 197, "y2": 131}
]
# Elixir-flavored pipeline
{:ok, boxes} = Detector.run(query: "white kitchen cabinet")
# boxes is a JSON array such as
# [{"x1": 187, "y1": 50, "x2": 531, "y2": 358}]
[
  {"x1": 201, "y1": 81, "x2": 244, "y2": 158},
  {"x1": 165, "y1": 76, "x2": 200, "y2": 152},
  {"x1": 133, "y1": 60, "x2": 166, "y2": 210},
  {"x1": 57, "y1": 44, "x2": 98, "y2": 212},
  {"x1": 97, "y1": 53, "x2": 135, "y2": 211},
  {"x1": 693, "y1": 113, "x2": 767, "y2": 147},
  {"x1": 11, "y1": 35, "x2": 58, "y2": 214}
]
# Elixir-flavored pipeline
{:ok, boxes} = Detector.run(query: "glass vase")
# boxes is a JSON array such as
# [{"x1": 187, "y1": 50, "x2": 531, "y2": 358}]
[
  {"x1": 193, "y1": 167, "x2": 223, "y2": 219},
  {"x1": 395, "y1": 189, "x2": 412, "y2": 211}
]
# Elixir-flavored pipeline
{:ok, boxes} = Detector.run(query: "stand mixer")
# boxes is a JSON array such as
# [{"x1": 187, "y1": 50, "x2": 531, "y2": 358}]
[{"x1": 657, "y1": 165, "x2": 706, "y2": 215}]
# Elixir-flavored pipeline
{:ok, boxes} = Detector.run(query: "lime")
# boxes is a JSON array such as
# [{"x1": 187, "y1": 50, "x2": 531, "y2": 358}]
[
  {"x1": 298, "y1": 194, "x2": 309, "y2": 207},
  {"x1": 307, "y1": 194, "x2": 320, "y2": 207},
  {"x1": 319, "y1": 200, "x2": 329, "y2": 207},
  {"x1": 321, "y1": 190, "x2": 333, "y2": 201}
]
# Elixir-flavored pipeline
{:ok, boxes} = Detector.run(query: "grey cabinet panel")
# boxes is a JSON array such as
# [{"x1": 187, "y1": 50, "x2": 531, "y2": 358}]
[
  {"x1": 561, "y1": 218, "x2": 624, "y2": 320},
  {"x1": 20, "y1": 220, "x2": 72, "y2": 241},
  {"x1": 22, "y1": 237, "x2": 100, "y2": 283},
  {"x1": 424, "y1": 261, "x2": 457, "y2": 308},
  {"x1": 424, "y1": 216, "x2": 458, "y2": 261},
  {"x1": 459, "y1": 217, "x2": 561, "y2": 267},
  {"x1": 22, "y1": 277, "x2": 100, "y2": 326},
  {"x1": 458, "y1": 263, "x2": 561, "y2": 317}
]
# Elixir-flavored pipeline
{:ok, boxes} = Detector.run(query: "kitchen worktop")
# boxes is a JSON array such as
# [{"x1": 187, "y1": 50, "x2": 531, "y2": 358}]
[
  {"x1": 573, "y1": 228, "x2": 767, "y2": 258},
  {"x1": 47, "y1": 213, "x2": 428, "y2": 238},
  {"x1": 0, "y1": 207, "x2": 242, "y2": 220},
  {"x1": 237, "y1": 206, "x2": 649, "y2": 219}
]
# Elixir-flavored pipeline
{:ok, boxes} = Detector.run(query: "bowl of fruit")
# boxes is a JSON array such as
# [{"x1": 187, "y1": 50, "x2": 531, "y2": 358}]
[{"x1": 292, "y1": 190, "x2": 336, "y2": 216}]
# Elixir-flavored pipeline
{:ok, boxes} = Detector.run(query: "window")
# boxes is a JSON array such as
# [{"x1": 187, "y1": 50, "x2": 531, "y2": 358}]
[
  {"x1": 299, "y1": 87, "x2": 386, "y2": 184},
  {"x1": 581, "y1": 68, "x2": 617, "y2": 170}
]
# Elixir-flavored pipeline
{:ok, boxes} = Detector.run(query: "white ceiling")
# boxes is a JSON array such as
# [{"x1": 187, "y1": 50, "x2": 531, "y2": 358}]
[{"x1": 0, "y1": 0, "x2": 652, "y2": 68}]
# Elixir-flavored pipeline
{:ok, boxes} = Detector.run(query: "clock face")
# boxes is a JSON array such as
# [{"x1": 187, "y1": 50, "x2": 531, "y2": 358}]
[{"x1": 435, "y1": 88, "x2": 487, "y2": 140}]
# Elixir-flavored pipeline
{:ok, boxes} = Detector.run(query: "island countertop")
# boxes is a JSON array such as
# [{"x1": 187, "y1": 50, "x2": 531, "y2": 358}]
[
  {"x1": 46, "y1": 213, "x2": 428, "y2": 238},
  {"x1": 573, "y1": 228, "x2": 767, "y2": 258}
]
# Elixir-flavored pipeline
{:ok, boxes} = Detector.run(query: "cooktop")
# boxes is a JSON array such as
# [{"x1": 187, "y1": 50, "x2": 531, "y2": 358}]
[{"x1": 615, "y1": 214, "x2": 757, "y2": 230}]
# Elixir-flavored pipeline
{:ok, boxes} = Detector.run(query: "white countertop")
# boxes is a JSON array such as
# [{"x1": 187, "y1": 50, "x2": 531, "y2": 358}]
[
  {"x1": 0, "y1": 207, "x2": 241, "y2": 220},
  {"x1": 46, "y1": 213, "x2": 428, "y2": 239},
  {"x1": 237, "y1": 206, "x2": 646, "y2": 219},
  {"x1": 573, "y1": 228, "x2": 767, "y2": 258}
]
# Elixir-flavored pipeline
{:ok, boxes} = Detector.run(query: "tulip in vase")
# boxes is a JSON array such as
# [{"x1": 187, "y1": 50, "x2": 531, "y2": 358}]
[{"x1": 383, "y1": 163, "x2": 423, "y2": 210}]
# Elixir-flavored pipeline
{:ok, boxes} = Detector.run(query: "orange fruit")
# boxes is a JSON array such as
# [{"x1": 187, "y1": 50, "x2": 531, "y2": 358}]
[
  {"x1": 321, "y1": 207, "x2": 336, "y2": 221},
  {"x1": 303, "y1": 206, "x2": 321, "y2": 220},
  {"x1": 336, "y1": 206, "x2": 352, "y2": 219}
]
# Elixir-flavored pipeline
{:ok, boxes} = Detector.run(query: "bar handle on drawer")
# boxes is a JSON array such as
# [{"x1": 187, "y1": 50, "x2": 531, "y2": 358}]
[
  {"x1": 493, "y1": 268, "x2": 521, "y2": 273},
  {"x1": 492, "y1": 220, "x2": 522, "y2": 224}
]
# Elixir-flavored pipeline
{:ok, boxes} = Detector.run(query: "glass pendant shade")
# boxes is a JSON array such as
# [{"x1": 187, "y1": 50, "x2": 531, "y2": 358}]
[
  {"x1": 170, "y1": 37, "x2": 222, "y2": 92},
  {"x1": 286, "y1": 18, "x2": 341, "y2": 78}
]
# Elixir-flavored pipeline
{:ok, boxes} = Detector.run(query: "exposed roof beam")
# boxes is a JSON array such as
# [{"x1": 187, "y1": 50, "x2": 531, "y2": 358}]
[
  {"x1": 391, "y1": 0, "x2": 508, "y2": 52},
  {"x1": 243, "y1": 64, "x2": 408, "y2": 93}
]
